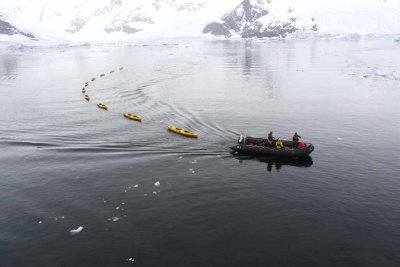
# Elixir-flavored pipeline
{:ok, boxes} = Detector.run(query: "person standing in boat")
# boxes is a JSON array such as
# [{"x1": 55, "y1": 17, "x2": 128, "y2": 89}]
[
  {"x1": 265, "y1": 131, "x2": 275, "y2": 147},
  {"x1": 268, "y1": 131, "x2": 274, "y2": 141},
  {"x1": 292, "y1": 132, "x2": 301, "y2": 148}
]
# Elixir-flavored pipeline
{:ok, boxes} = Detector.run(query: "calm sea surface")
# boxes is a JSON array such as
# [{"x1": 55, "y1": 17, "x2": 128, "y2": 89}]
[{"x1": 1, "y1": 38, "x2": 400, "y2": 266}]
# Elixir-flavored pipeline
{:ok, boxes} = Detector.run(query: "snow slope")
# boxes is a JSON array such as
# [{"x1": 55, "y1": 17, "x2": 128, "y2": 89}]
[{"x1": 0, "y1": 0, "x2": 399, "y2": 43}]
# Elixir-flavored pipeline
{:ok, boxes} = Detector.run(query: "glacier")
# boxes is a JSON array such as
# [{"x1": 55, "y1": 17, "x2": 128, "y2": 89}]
[{"x1": 0, "y1": 0, "x2": 399, "y2": 43}]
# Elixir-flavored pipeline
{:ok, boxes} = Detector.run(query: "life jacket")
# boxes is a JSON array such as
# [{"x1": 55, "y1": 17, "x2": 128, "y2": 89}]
[
  {"x1": 275, "y1": 140, "x2": 283, "y2": 149},
  {"x1": 297, "y1": 142, "x2": 305, "y2": 149}
]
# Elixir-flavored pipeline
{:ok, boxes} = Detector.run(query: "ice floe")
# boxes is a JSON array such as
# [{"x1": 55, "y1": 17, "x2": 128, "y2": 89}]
[
  {"x1": 108, "y1": 217, "x2": 120, "y2": 222},
  {"x1": 70, "y1": 226, "x2": 83, "y2": 235},
  {"x1": 154, "y1": 181, "x2": 160, "y2": 187}
]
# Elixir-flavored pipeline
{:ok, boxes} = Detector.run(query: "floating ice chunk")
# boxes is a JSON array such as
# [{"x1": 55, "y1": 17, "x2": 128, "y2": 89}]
[
  {"x1": 191, "y1": 160, "x2": 197, "y2": 164},
  {"x1": 127, "y1": 258, "x2": 134, "y2": 263},
  {"x1": 179, "y1": 156, "x2": 183, "y2": 159},
  {"x1": 337, "y1": 137, "x2": 344, "y2": 141},
  {"x1": 154, "y1": 181, "x2": 160, "y2": 187},
  {"x1": 108, "y1": 217, "x2": 120, "y2": 222},
  {"x1": 133, "y1": 184, "x2": 138, "y2": 188},
  {"x1": 116, "y1": 207, "x2": 120, "y2": 210},
  {"x1": 121, "y1": 202, "x2": 125, "y2": 205},
  {"x1": 124, "y1": 190, "x2": 127, "y2": 193},
  {"x1": 61, "y1": 216, "x2": 65, "y2": 219},
  {"x1": 38, "y1": 221, "x2": 42, "y2": 224},
  {"x1": 70, "y1": 226, "x2": 83, "y2": 235},
  {"x1": 153, "y1": 191, "x2": 157, "y2": 195}
]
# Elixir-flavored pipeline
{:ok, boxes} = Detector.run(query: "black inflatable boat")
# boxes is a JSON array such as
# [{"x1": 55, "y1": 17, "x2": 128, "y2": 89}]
[{"x1": 230, "y1": 135, "x2": 314, "y2": 158}]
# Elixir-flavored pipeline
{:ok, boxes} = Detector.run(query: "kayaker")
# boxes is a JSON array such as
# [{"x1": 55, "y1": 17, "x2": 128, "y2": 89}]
[
  {"x1": 292, "y1": 132, "x2": 301, "y2": 148},
  {"x1": 275, "y1": 138, "x2": 283, "y2": 149}
]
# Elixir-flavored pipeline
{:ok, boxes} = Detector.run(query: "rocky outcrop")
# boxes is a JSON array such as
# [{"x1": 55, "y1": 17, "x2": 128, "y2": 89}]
[
  {"x1": 203, "y1": 0, "x2": 317, "y2": 38},
  {"x1": 0, "y1": 16, "x2": 36, "y2": 39}
]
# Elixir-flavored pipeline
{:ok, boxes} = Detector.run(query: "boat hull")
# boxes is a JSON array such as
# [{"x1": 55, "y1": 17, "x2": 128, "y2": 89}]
[{"x1": 231, "y1": 144, "x2": 314, "y2": 158}]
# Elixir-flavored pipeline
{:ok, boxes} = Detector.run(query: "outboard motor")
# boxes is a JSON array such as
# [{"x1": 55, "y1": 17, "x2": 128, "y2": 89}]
[{"x1": 238, "y1": 134, "x2": 246, "y2": 144}]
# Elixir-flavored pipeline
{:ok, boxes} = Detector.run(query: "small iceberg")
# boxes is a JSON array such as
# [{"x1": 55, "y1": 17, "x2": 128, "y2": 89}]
[
  {"x1": 337, "y1": 137, "x2": 344, "y2": 141},
  {"x1": 154, "y1": 181, "x2": 160, "y2": 187},
  {"x1": 70, "y1": 226, "x2": 83, "y2": 235},
  {"x1": 108, "y1": 217, "x2": 120, "y2": 222}
]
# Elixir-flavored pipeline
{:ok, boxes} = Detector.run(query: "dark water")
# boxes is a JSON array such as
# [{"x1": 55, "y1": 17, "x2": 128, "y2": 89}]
[{"x1": 1, "y1": 38, "x2": 400, "y2": 266}]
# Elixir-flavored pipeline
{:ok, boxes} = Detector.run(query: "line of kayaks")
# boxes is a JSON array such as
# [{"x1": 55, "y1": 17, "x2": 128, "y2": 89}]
[{"x1": 80, "y1": 68, "x2": 199, "y2": 138}]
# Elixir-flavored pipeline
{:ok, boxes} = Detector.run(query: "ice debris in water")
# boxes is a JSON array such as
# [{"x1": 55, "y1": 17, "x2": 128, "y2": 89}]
[
  {"x1": 189, "y1": 168, "x2": 195, "y2": 173},
  {"x1": 191, "y1": 160, "x2": 197, "y2": 164},
  {"x1": 337, "y1": 137, "x2": 344, "y2": 141},
  {"x1": 108, "y1": 217, "x2": 120, "y2": 222},
  {"x1": 38, "y1": 221, "x2": 42, "y2": 224},
  {"x1": 179, "y1": 156, "x2": 183, "y2": 159},
  {"x1": 133, "y1": 184, "x2": 139, "y2": 188},
  {"x1": 127, "y1": 258, "x2": 135, "y2": 263},
  {"x1": 116, "y1": 207, "x2": 120, "y2": 210},
  {"x1": 70, "y1": 226, "x2": 83, "y2": 235},
  {"x1": 154, "y1": 181, "x2": 160, "y2": 187},
  {"x1": 153, "y1": 191, "x2": 157, "y2": 195}
]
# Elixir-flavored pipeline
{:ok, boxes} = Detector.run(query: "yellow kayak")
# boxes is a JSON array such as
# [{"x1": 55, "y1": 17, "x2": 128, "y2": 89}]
[
  {"x1": 96, "y1": 102, "x2": 108, "y2": 110},
  {"x1": 167, "y1": 125, "x2": 198, "y2": 138},
  {"x1": 91, "y1": 77, "x2": 96, "y2": 81},
  {"x1": 100, "y1": 73, "x2": 105, "y2": 77},
  {"x1": 84, "y1": 95, "x2": 90, "y2": 101},
  {"x1": 123, "y1": 112, "x2": 142, "y2": 122}
]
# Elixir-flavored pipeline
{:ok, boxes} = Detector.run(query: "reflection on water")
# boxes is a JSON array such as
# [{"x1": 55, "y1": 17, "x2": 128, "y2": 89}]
[{"x1": 233, "y1": 155, "x2": 313, "y2": 172}]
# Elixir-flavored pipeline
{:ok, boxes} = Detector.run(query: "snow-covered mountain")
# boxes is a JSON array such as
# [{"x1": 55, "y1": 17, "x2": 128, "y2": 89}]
[
  {"x1": 0, "y1": 15, "x2": 35, "y2": 40},
  {"x1": 0, "y1": 0, "x2": 399, "y2": 43}
]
